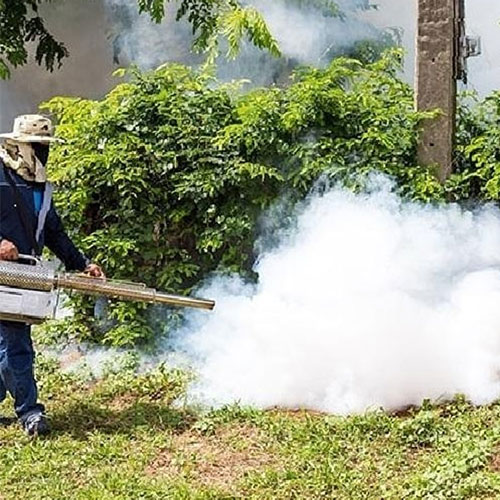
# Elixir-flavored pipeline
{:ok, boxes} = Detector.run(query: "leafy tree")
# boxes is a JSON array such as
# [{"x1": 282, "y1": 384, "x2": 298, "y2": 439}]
[
  {"x1": 42, "y1": 49, "x2": 439, "y2": 346},
  {"x1": 0, "y1": 0, "x2": 68, "y2": 78},
  {"x1": 0, "y1": 0, "x2": 280, "y2": 78},
  {"x1": 0, "y1": 0, "x2": 383, "y2": 78},
  {"x1": 138, "y1": 0, "x2": 280, "y2": 64}
]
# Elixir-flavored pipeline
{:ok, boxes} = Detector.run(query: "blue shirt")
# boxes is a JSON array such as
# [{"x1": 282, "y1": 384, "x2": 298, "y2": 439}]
[{"x1": 33, "y1": 186, "x2": 44, "y2": 215}]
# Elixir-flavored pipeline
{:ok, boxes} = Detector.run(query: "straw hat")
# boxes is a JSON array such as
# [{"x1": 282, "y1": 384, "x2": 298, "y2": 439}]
[{"x1": 0, "y1": 114, "x2": 61, "y2": 143}]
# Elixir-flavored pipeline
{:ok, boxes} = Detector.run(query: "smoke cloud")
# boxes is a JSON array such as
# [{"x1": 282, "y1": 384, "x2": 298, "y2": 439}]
[
  {"x1": 215, "y1": 0, "x2": 386, "y2": 85},
  {"x1": 172, "y1": 176, "x2": 500, "y2": 414},
  {"x1": 101, "y1": 0, "x2": 500, "y2": 96},
  {"x1": 102, "y1": 0, "x2": 199, "y2": 69},
  {"x1": 251, "y1": 0, "x2": 380, "y2": 64},
  {"x1": 0, "y1": 0, "x2": 387, "y2": 125},
  {"x1": 361, "y1": 0, "x2": 416, "y2": 82},
  {"x1": 106, "y1": 0, "x2": 387, "y2": 86}
]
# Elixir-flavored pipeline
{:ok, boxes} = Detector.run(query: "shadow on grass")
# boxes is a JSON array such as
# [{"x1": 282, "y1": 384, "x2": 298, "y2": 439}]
[
  {"x1": 49, "y1": 400, "x2": 196, "y2": 439},
  {"x1": 0, "y1": 416, "x2": 16, "y2": 427}
]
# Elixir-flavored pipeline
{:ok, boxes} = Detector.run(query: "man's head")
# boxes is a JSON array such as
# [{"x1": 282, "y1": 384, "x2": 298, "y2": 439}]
[
  {"x1": 0, "y1": 115, "x2": 58, "y2": 144},
  {"x1": 0, "y1": 115, "x2": 59, "y2": 183}
]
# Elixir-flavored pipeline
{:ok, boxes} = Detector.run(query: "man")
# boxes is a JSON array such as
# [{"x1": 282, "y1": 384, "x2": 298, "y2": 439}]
[{"x1": 0, "y1": 115, "x2": 103, "y2": 436}]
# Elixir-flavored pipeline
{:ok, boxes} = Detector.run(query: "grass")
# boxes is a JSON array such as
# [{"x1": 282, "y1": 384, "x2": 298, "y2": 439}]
[{"x1": 1, "y1": 355, "x2": 500, "y2": 499}]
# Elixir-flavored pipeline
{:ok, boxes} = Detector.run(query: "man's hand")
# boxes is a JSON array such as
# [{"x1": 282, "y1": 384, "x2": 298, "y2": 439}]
[
  {"x1": 84, "y1": 263, "x2": 105, "y2": 278},
  {"x1": 0, "y1": 239, "x2": 19, "y2": 261}
]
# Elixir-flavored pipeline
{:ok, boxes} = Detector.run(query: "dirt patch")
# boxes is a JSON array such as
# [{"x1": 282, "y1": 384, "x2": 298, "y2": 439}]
[
  {"x1": 489, "y1": 447, "x2": 500, "y2": 472},
  {"x1": 106, "y1": 392, "x2": 139, "y2": 411},
  {"x1": 58, "y1": 349, "x2": 85, "y2": 371},
  {"x1": 267, "y1": 408, "x2": 329, "y2": 421},
  {"x1": 391, "y1": 405, "x2": 420, "y2": 418},
  {"x1": 146, "y1": 423, "x2": 278, "y2": 489}
]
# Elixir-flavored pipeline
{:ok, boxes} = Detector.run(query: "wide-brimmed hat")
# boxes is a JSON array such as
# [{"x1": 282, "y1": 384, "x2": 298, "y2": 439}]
[{"x1": 0, "y1": 114, "x2": 61, "y2": 143}]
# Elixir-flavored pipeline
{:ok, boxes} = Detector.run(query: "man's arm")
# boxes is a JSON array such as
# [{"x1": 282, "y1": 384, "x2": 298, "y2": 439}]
[{"x1": 44, "y1": 203, "x2": 103, "y2": 276}]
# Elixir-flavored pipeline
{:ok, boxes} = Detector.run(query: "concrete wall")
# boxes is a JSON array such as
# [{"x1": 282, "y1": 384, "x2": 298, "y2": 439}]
[{"x1": 0, "y1": 0, "x2": 116, "y2": 131}]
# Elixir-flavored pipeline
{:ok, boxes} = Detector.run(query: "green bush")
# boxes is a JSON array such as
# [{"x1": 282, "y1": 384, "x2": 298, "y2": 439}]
[
  {"x1": 43, "y1": 65, "x2": 282, "y2": 345},
  {"x1": 447, "y1": 91, "x2": 500, "y2": 201},
  {"x1": 42, "y1": 49, "x2": 476, "y2": 346},
  {"x1": 218, "y1": 49, "x2": 440, "y2": 201}
]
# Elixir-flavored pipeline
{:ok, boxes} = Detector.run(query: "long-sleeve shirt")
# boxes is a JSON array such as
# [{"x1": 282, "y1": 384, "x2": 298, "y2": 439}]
[{"x1": 0, "y1": 162, "x2": 88, "y2": 271}]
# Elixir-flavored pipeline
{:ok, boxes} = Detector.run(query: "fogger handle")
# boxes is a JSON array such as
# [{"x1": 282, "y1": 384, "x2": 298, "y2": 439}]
[{"x1": 17, "y1": 254, "x2": 40, "y2": 265}]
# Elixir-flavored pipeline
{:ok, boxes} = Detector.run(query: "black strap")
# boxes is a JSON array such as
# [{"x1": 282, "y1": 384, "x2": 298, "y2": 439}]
[{"x1": 3, "y1": 167, "x2": 42, "y2": 256}]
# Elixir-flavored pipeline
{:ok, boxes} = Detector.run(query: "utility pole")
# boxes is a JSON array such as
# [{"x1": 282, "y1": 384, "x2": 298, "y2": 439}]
[{"x1": 416, "y1": 0, "x2": 480, "y2": 182}]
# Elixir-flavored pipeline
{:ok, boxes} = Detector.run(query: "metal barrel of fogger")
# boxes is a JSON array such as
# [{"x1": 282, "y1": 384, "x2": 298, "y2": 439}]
[
  {"x1": 56, "y1": 274, "x2": 215, "y2": 310},
  {"x1": 0, "y1": 260, "x2": 55, "y2": 291},
  {"x1": 0, "y1": 260, "x2": 215, "y2": 310}
]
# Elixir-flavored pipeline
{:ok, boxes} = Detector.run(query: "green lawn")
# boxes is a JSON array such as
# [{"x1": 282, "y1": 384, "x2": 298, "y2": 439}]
[{"x1": 1, "y1": 355, "x2": 500, "y2": 499}]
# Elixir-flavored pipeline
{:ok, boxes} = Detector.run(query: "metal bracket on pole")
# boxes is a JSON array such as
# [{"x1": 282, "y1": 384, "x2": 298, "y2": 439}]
[{"x1": 455, "y1": 0, "x2": 482, "y2": 84}]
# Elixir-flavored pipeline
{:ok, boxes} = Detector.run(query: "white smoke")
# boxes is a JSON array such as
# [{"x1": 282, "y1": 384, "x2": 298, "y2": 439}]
[
  {"x1": 100, "y1": 0, "x2": 500, "y2": 95},
  {"x1": 105, "y1": 0, "x2": 386, "y2": 86},
  {"x1": 0, "y1": 0, "x2": 386, "y2": 125},
  {"x1": 102, "y1": 0, "x2": 199, "y2": 70},
  {"x1": 361, "y1": 0, "x2": 416, "y2": 82},
  {"x1": 251, "y1": 0, "x2": 380, "y2": 64},
  {"x1": 172, "y1": 176, "x2": 500, "y2": 414},
  {"x1": 104, "y1": 0, "x2": 383, "y2": 69}
]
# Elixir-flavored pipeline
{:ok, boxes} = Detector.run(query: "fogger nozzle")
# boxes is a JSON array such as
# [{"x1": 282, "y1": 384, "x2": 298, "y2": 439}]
[{"x1": 56, "y1": 274, "x2": 215, "y2": 310}]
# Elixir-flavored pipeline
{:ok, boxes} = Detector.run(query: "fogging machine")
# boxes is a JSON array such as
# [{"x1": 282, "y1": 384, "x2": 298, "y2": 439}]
[{"x1": 0, "y1": 255, "x2": 215, "y2": 324}]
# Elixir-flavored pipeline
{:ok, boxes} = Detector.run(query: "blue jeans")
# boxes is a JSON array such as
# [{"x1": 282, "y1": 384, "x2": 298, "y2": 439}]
[{"x1": 0, "y1": 320, "x2": 44, "y2": 421}]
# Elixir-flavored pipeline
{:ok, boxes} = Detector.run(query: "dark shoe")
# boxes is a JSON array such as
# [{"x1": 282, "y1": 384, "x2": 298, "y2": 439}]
[
  {"x1": 0, "y1": 416, "x2": 15, "y2": 427},
  {"x1": 22, "y1": 413, "x2": 50, "y2": 436}
]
